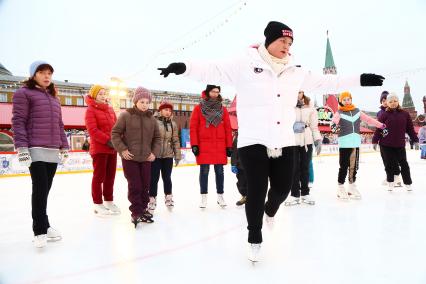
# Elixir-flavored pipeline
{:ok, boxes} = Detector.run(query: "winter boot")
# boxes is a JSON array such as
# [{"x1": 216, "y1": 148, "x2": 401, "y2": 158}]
[
  {"x1": 236, "y1": 196, "x2": 247, "y2": 206},
  {"x1": 337, "y1": 184, "x2": 349, "y2": 200},
  {"x1": 284, "y1": 196, "x2": 300, "y2": 206},
  {"x1": 47, "y1": 227, "x2": 62, "y2": 242},
  {"x1": 301, "y1": 194, "x2": 315, "y2": 205},
  {"x1": 94, "y1": 204, "x2": 111, "y2": 216},
  {"x1": 347, "y1": 183, "x2": 361, "y2": 199},
  {"x1": 104, "y1": 201, "x2": 121, "y2": 215},
  {"x1": 33, "y1": 234, "x2": 47, "y2": 248},
  {"x1": 248, "y1": 243, "x2": 261, "y2": 262},
  {"x1": 165, "y1": 194, "x2": 174, "y2": 207},
  {"x1": 199, "y1": 194, "x2": 207, "y2": 208},
  {"x1": 217, "y1": 194, "x2": 227, "y2": 208}
]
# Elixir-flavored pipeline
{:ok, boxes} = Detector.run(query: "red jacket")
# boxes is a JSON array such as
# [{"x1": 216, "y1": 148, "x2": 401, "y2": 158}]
[
  {"x1": 85, "y1": 96, "x2": 117, "y2": 155},
  {"x1": 190, "y1": 103, "x2": 232, "y2": 165}
]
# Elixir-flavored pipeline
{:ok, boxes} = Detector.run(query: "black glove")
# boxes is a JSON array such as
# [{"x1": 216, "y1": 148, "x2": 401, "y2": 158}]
[
  {"x1": 192, "y1": 145, "x2": 199, "y2": 156},
  {"x1": 360, "y1": 73, "x2": 385, "y2": 86},
  {"x1": 226, "y1": 147, "x2": 233, "y2": 157},
  {"x1": 106, "y1": 140, "x2": 114, "y2": 149},
  {"x1": 158, "y1": 63, "x2": 186, "y2": 78}
]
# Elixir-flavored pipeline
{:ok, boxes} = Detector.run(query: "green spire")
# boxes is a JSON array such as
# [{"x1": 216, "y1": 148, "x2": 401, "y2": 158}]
[
  {"x1": 402, "y1": 80, "x2": 415, "y2": 109},
  {"x1": 323, "y1": 31, "x2": 337, "y2": 74}
]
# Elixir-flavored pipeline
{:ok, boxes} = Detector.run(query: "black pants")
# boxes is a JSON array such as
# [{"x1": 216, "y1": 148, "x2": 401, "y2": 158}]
[
  {"x1": 150, "y1": 158, "x2": 174, "y2": 197},
  {"x1": 239, "y1": 145, "x2": 296, "y2": 244},
  {"x1": 291, "y1": 145, "x2": 313, "y2": 197},
  {"x1": 379, "y1": 145, "x2": 400, "y2": 175},
  {"x1": 381, "y1": 145, "x2": 412, "y2": 184},
  {"x1": 338, "y1": 148, "x2": 359, "y2": 184},
  {"x1": 29, "y1": 161, "x2": 58, "y2": 236},
  {"x1": 236, "y1": 167, "x2": 248, "y2": 196}
]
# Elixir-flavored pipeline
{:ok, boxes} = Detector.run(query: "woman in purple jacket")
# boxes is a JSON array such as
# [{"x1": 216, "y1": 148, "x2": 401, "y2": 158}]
[
  {"x1": 373, "y1": 93, "x2": 418, "y2": 191},
  {"x1": 12, "y1": 61, "x2": 69, "y2": 248}
]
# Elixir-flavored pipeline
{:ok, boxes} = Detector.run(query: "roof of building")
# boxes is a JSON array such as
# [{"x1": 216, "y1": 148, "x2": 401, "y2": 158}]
[
  {"x1": 324, "y1": 34, "x2": 336, "y2": 69},
  {"x1": 0, "y1": 63, "x2": 13, "y2": 76}
]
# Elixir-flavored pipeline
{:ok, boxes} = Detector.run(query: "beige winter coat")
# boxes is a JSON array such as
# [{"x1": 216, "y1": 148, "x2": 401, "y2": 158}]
[
  {"x1": 156, "y1": 116, "x2": 182, "y2": 160},
  {"x1": 294, "y1": 101, "x2": 321, "y2": 147},
  {"x1": 111, "y1": 107, "x2": 161, "y2": 162}
]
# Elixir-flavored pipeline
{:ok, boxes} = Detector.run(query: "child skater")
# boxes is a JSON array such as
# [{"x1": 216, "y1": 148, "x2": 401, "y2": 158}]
[
  {"x1": 148, "y1": 100, "x2": 182, "y2": 212},
  {"x1": 111, "y1": 87, "x2": 161, "y2": 227},
  {"x1": 331, "y1": 91, "x2": 386, "y2": 200}
]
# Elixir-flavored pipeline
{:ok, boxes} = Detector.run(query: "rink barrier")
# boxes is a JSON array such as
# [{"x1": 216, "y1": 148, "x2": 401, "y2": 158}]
[{"x1": 0, "y1": 144, "x2": 378, "y2": 178}]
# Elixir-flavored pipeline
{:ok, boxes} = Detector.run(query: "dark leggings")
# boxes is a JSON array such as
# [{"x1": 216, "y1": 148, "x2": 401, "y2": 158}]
[
  {"x1": 381, "y1": 145, "x2": 412, "y2": 184},
  {"x1": 29, "y1": 161, "x2": 58, "y2": 236},
  {"x1": 239, "y1": 145, "x2": 296, "y2": 244},
  {"x1": 150, "y1": 158, "x2": 174, "y2": 197}
]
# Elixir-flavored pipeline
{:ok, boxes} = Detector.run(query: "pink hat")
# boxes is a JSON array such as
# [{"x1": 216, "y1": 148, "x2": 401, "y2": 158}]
[{"x1": 133, "y1": 86, "x2": 152, "y2": 104}]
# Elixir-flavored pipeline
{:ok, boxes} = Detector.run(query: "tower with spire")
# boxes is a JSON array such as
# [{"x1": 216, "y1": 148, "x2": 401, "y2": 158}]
[
  {"x1": 402, "y1": 80, "x2": 417, "y2": 121},
  {"x1": 322, "y1": 31, "x2": 339, "y2": 112}
]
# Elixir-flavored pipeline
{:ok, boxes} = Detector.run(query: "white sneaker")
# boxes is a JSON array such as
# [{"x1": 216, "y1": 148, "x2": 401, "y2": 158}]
[
  {"x1": 394, "y1": 175, "x2": 403, "y2": 187},
  {"x1": 104, "y1": 201, "x2": 121, "y2": 215},
  {"x1": 217, "y1": 194, "x2": 227, "y2": 208},
  {"x1": 347, "y1": 184, "x2": 361, "y2": 199},
  {"x1": 199, "y1": 194, "x2": 207, "y2": 208},
  {"x1": 405, "y1": 184, "x2": 413, "y2": 191},
  {"x1": 33, "y1": 234, "x2": 47, "y2": 248},
  {"x1": 337, "y1": 184, "x2": 349, "y2": 200},
  {"x1": 301, "y1": 194, "x2": 315, "y2": 205},
  {"x1": 264, "y1": 214, "x2": 274, "y2": 229},
  {"x1": 284, "y1": 196, "x2": 300, "y2": 206},
  {"x1": 94, "y1": 204, "x2": 111, "y2": 216},
  {"x1": 248, "y1": 243, "x2": 261, "y2": 262},
  {"x1": 148, "y1": 197, "x2": 157, "y2": 211},
  {"x1": 388, "y1": 182, "x2": 394, "y2": 192},
  {"x1": 165, "y1": 194, "x2": 174, "y2": 207},
  {"x1": 47, "y1": 227, "x2": 62, "y2": 242}
]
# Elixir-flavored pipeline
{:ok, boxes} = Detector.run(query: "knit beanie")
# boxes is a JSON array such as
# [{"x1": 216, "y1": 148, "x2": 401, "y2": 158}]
[
  {"x1": 133, "y1": 86, "x2": 152, "y2": 104},
  {"x1": 339, "y1": 91, "x2": 352, "y2": 103},
  {"x1": 159, "y1": 100, "x2": 173, "y2": 112},
  {"x1": 264, "y1": 21, "x2": 293, "y2": 48},
  {"x1": 380, "y1": 91, "x2": 389, "y2": 103},
  {"x1": 88, "y1": 84, "x2": 105, "y2": 99},
  {"x1": 386, "y1": 92, "x2": 399, "y2": 102},
  {"x1": 29, "y1": 60, "x2": 54, "y2": 77}
]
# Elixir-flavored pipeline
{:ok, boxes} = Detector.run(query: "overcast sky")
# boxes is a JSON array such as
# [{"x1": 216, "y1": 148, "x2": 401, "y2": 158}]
[{"x1": 1, "y1": 0, "x2": 425, "y2": 112}]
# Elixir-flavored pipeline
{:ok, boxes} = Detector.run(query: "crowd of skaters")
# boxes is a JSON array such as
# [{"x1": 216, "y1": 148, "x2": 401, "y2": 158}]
[{"x1": 11, "y1": 20, "x2": 425, "y2": 262}]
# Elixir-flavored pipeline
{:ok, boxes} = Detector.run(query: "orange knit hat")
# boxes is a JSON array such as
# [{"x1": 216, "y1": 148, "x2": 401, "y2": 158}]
[{"x1": 339, "y1": 91, "x2": 352, "y2": 103}]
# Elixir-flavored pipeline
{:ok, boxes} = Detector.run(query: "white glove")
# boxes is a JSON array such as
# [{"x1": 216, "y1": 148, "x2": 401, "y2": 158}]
[
  {"x1": 18, "y1": 148, "x2": 32, "y2": 167},
  {"x1": 59, "y1": 149, "x2": 69, "y2": 164}
]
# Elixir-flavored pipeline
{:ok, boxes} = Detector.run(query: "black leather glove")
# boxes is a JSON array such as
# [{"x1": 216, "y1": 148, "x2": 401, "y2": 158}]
[
  {"x1": 226, "y1": 147, "x2": 233, "y2": 157},
  {"x1": 158, "y1": 63, "x2": 186, "y2": 78},
  {"x1": 360, "y1": 73, "x2": 385, "y2": 86},
  {"x1": 192, "y1": 145, "x2": 199, "y2": 156},
  {"x1": 106, "y1": 140, "x2": 114, "y2": 149}
]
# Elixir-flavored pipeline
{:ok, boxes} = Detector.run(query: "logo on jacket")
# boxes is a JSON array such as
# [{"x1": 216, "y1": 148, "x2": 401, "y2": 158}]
[{"x1": 254, "y1": 67, "x2": 263, "y2": 74}]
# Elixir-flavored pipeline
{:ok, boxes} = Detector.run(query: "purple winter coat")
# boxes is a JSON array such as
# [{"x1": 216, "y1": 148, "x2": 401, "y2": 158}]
[
  {"x1": 372, "y1": 108, "x2": 418, "y2": 148},
  {"x1": 12, "y1": 87, "x2": 69, "y2": 149}
]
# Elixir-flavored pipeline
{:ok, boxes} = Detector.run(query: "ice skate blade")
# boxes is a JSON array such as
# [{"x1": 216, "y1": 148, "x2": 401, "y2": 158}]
[{"x1": 47, "y1": 236, "x2": 62, "y2": 242}]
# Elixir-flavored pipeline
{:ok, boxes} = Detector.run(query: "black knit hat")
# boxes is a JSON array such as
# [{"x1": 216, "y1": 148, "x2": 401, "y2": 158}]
[
  {"x1": 205, "y1": 84, "x2": 221, "y2": 94},
  {"x1": 264, "y1": 21, "x2": 293, "y2": 48},
  {"x1": 380, "y1": 91, "x2": 389, "y2": 103}
]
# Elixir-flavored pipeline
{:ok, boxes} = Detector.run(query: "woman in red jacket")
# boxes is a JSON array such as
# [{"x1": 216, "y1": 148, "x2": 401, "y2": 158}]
[
  {"x1": 190, "y1": 85, "x2": 233, "y2": 209},
  {"x1": 85, "y1": 85, "x2": 119, "y2": 216}
]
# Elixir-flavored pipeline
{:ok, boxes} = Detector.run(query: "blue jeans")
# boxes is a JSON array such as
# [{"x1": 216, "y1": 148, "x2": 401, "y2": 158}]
[{"x1": 199, "y1": 164, "x2": 224, "y2": 194}]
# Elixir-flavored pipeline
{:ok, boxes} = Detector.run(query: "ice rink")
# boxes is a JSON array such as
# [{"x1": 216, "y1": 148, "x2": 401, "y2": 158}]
[{"x1": 1, "y1": 150, "x2": 425, "y2": 284}]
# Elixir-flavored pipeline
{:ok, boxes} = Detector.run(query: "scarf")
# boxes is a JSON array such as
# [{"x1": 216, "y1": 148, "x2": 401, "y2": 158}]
[
  {"x1": 339, "y1": 104, "x2": 356, "y2": 112},
  {"x1": 200, "y1": 98, "x2": 223, "y2": 127},
  {"x1": 258, "y1": 44, "x2": 289, "y2": 74},
  {"x1": 158, "y1": 116, "x2": 172, "y2": 132}
]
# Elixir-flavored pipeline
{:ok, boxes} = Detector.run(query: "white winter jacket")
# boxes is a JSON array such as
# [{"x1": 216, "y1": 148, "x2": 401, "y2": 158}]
[
  {"x1": 184, "y1": 46, "x2": 360, "y2": 149},
  {"x1": 294, "y1": 101, "x2": 322, "y2": 147}
]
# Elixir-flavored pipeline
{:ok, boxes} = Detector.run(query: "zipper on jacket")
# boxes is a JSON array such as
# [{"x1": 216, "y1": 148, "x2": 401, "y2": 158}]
[{"x1": 350, "y1": 110, "x2": 355, "y2": 133}]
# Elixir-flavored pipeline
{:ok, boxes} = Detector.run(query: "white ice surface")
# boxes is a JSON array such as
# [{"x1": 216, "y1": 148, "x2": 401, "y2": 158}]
[{"x1": 1, "y1": 150, "x2": 425, "y2": 284}]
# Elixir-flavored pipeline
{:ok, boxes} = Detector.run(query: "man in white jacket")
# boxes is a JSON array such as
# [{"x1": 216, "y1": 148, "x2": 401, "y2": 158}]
[{"x1": 158, "y1": 21, "x2": 385, "y2": 262}]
